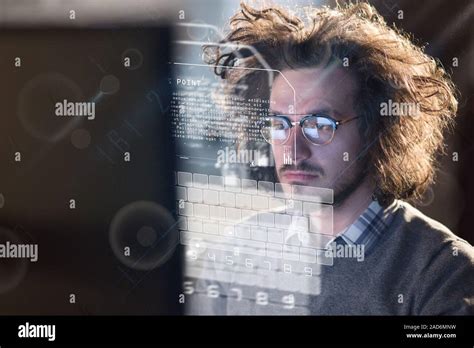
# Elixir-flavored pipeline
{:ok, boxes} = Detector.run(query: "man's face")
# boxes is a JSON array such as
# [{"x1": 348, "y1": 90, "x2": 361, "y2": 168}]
[{"x1": 270, "y1": 67, "x2": 368, "y2": 205}]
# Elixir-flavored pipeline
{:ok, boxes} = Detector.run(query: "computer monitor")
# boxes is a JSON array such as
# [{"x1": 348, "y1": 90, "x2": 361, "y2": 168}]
[{"x1": 0, "y1": 26, "x2": 182, "y2": 315}]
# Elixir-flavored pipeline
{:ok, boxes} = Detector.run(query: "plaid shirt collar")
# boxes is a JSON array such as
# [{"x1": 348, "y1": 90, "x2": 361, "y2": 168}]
[
  {"x1": 329, "y1": 199, "x2": 398, "y2": 253},
  {"x1": 284, "y1": 199, "x2": 398, "y2": 253}
]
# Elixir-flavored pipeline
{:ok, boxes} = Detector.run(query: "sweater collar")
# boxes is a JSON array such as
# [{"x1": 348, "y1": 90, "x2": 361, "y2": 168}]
[{"x1": 330, "y1": 199, "x2": 398, "y2": 254}]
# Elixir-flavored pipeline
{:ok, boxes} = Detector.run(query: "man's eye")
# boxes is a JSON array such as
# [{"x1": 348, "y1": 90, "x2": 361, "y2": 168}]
[{"x1": 271, "y1": 122, "x2": 285, "y2": 130}]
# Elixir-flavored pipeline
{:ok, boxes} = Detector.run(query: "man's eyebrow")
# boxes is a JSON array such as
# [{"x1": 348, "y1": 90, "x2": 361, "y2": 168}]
[
  {"x1": 268, "y1": 107, "x2": 343, "y2": 116},
  {"x1": 306, "y1": 107, "x2": 341, "y2": 116}
]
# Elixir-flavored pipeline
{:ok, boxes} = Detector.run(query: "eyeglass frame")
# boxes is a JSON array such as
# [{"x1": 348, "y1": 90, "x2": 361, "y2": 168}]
[{"x1": 258, "y1": 113, "x2": 360, "y2": 146}]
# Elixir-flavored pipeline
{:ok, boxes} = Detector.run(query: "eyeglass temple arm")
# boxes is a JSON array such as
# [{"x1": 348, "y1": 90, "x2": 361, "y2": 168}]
[{"x1": 335, "y1": 116, "x2": 360, "y2": 126}]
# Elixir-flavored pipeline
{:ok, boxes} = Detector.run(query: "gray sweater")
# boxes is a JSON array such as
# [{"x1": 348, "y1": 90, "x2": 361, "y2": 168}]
[{"x1": 187, "y1": 200, "x2": 474, "y2": 315}]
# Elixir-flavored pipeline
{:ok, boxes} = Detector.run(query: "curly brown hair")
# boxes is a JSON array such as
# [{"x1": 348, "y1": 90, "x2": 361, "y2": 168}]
[{"x1": 204, "y1": 1, "x2": 458, "y2": 206}]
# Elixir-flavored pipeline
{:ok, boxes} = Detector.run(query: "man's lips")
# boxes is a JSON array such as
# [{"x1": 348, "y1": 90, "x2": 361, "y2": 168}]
[{"x1": 282, "y1": 171, "x2": 320, "y2": 181}]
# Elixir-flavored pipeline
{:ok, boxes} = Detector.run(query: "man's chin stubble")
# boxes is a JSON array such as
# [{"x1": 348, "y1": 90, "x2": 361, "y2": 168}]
[{"x1": 332, "y1": 170, "x2": 368, "y2": 207}]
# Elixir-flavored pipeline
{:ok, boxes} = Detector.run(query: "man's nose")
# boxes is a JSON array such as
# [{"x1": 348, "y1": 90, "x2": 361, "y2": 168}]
[{"x1": 288, "y1": 125, "x2": 312, "y2": 164}]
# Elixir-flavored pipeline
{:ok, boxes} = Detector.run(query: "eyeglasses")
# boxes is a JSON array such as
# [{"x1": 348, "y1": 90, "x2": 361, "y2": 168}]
[{"x1": 258, "y1": 114, "x2": 359, "y2": 146}]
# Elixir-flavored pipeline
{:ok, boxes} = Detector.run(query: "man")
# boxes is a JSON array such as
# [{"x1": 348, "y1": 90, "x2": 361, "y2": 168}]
[{"x1": 188, "y1": 1, "x2": 474, "y2": 315}]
